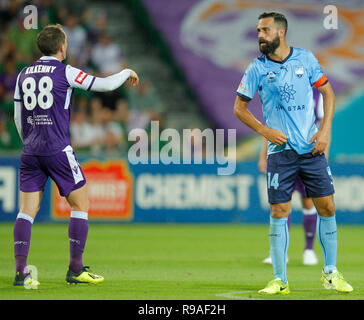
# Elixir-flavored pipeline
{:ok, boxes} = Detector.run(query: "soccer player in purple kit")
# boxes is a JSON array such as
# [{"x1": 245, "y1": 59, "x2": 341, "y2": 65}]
[{"x1": 13, "y1": 24, "x2": 139, "y2": 287}]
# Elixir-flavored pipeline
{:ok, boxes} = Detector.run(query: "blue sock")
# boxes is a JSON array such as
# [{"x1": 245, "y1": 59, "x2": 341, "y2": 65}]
[
  {"x1": 269, "y1": 216, "x2": 289, "y2": 283},
  {"x1": 316, "y1": 215, "x2": 337, "y2": 274}
]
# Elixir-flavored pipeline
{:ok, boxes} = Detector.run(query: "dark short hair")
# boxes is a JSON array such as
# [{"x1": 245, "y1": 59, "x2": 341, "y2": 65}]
[
  {"x1": 258, "y1": 12, "x2": 288, "y2": 35},
  {"x1": 36, "y1": 24, "x2": 66, "y2": 56}
]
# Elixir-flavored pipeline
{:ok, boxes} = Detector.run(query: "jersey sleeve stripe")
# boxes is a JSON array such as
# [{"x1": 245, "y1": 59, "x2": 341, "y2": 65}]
[
  {"x1": 313, "y1": 74, "x2": 328, "y2": 88},
  {"x1": 237, "y1": 92, "x2": 252, "y2": 101},
  {"x1": 87, "y1": 76, "x2": 96, "y2": 91}
]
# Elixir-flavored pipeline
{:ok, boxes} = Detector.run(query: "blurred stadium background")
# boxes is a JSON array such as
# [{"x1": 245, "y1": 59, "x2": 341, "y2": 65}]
[
  {"x1": 1, "y1": 0, "x2": 363, "y2": 225},
  {"x1": 1, "y1": 0, "x2": 364, "y2": 301}
]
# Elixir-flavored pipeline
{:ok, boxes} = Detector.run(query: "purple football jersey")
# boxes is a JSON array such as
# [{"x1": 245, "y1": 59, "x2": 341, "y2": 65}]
[{"x1": 14, "y1": 56, "x2": 95, "y2": 156}]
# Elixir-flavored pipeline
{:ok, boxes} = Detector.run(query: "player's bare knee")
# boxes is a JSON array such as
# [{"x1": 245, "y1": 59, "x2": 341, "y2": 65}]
[
  {"x1": 70, "y1": 203, "x2": 89, "y2": 213},
  {"x1": 66, "y1": 186, "x2": 90, "y2": 212},
  {"x1": 270, "y1": 204, "x2": 290, "y2": 218},
  {"x1": 70, "y1": 199, "x2": 90, "y2": 213},
  {"x1": 316, "y1": 201, "x2": 335, "y2": 217},
  {"x1": 327, "y1": 202, "x2": 335, "y2": 216},
  {"x1": 19, "y1": 205, "x2": 39, "y2": 218},
  {"x1": 271, "y1": 211, "x2": 288, "y2": 219}
]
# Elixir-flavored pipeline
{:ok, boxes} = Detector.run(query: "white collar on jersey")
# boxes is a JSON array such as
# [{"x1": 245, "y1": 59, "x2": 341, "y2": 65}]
[{"x1": 39, "y1": 56, "x2": 59, "y2": 61}]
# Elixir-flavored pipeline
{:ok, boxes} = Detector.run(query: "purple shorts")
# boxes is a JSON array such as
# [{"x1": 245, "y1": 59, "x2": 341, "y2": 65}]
[
  {"x1": 20, "y1": 146, "x2": 86, "y2": 197},
  {"x1": 294, "y1": 175, "x2": 307, "y2": 197}
]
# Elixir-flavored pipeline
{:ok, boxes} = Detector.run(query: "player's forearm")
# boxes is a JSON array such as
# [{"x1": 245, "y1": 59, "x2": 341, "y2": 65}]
[
  {"x1": 260, "y1": 137, "x2": 268, "y2": 159},
  {"x1": 91, "y1": 69, "x2": 131, "y2": 92},
  {"x1": 233, "y1": 97, "x2": 266, "y2": 136},
  {"x1": 321, "y1": 103, "x2": 334, "y2": 133}
]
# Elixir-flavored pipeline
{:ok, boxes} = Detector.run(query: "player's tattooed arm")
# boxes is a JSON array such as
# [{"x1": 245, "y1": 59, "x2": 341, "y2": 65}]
[
  {"x1": 233, "y1": 96, "x2": 287, "y2": 146},
  {"x1": 309, "y1": 82, "x2": 334, "y2": 155}
]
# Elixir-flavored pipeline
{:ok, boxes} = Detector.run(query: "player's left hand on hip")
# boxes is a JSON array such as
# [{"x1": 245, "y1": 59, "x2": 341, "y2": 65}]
[{"x1": 309, "y1": 131, "x2": 328, "y2": 155}]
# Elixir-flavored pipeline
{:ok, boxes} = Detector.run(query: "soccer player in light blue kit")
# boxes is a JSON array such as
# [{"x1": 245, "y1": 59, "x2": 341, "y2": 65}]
[{"x1": 234, "y1": 12, "x2": 353, "y2": 294}]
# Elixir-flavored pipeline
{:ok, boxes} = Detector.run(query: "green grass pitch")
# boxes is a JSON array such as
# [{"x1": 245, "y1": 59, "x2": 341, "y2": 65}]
[{"x1": 0, "y1": 223, "x2": 363, "y2": 300}]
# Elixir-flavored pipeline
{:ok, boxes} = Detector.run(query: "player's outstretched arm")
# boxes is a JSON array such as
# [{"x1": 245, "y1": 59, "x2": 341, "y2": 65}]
[
  {"x1": 66, "y1": 66, "x2": 139, "y2": 92},
  {"x1": 91, "y1": 69, "x2": 139, "y2": 92},
  {"x1": 233, "y1": 96, "x2": 287, "y2": 146}
]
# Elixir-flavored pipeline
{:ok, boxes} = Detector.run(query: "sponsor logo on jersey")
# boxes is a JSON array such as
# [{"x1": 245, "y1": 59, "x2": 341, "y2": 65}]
[
  {"x1": 279, "y1": 83, "x2": 296, "y2": 103},
  {"x1": 295, "y1": 66, "x2": 304, "y2": 78},
  {"x1": 267, "y1": 71, "x2": 277, "y2": 82},
  {"x1": 75, "y1": 71, "x2": 88, "y2": 84},
  {"x1": 275, "y1": 105, "x2": 305, "y2": 111},
  {"x1": 27, "y1": 116, "x2": 34, "y2": 126}
]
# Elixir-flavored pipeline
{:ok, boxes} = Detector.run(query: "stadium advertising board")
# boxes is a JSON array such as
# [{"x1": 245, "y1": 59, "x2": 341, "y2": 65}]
[
  {"x1": 52, "y1": 159, "x2": 133, "y2": 221},
  {"x1": 1, "y1": 157, "x2": 364, "y2": 224}
]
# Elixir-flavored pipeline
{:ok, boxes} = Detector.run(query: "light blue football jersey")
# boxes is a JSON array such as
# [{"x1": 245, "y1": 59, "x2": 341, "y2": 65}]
[{"x1": 236, "y1": 47, "x2": 328, "y2": 155}]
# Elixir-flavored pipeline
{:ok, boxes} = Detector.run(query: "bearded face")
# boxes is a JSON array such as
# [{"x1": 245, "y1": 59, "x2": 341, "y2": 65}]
[{"x1": 259, "y1": 33, "x2": 281, "y2": 55}]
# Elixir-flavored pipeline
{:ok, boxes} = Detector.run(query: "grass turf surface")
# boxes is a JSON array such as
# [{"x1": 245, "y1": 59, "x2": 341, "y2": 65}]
[{"x1": 0, "y1": 223, "x2": 363, "y2": 300}]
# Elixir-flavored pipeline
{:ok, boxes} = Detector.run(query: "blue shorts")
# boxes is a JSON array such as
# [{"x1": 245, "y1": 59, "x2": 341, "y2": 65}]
[
  {"x1": 20, "y1": 146, "x2": 86, "y2": 197},
  {"x1": 266, "y1": 150, "x2": 334, "y2": 204}
]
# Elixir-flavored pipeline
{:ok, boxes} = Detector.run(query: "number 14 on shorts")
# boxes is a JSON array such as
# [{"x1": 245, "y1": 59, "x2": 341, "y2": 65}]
[{"x1": 267, "y1": 172, "x2": 279, "y2": 190}]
